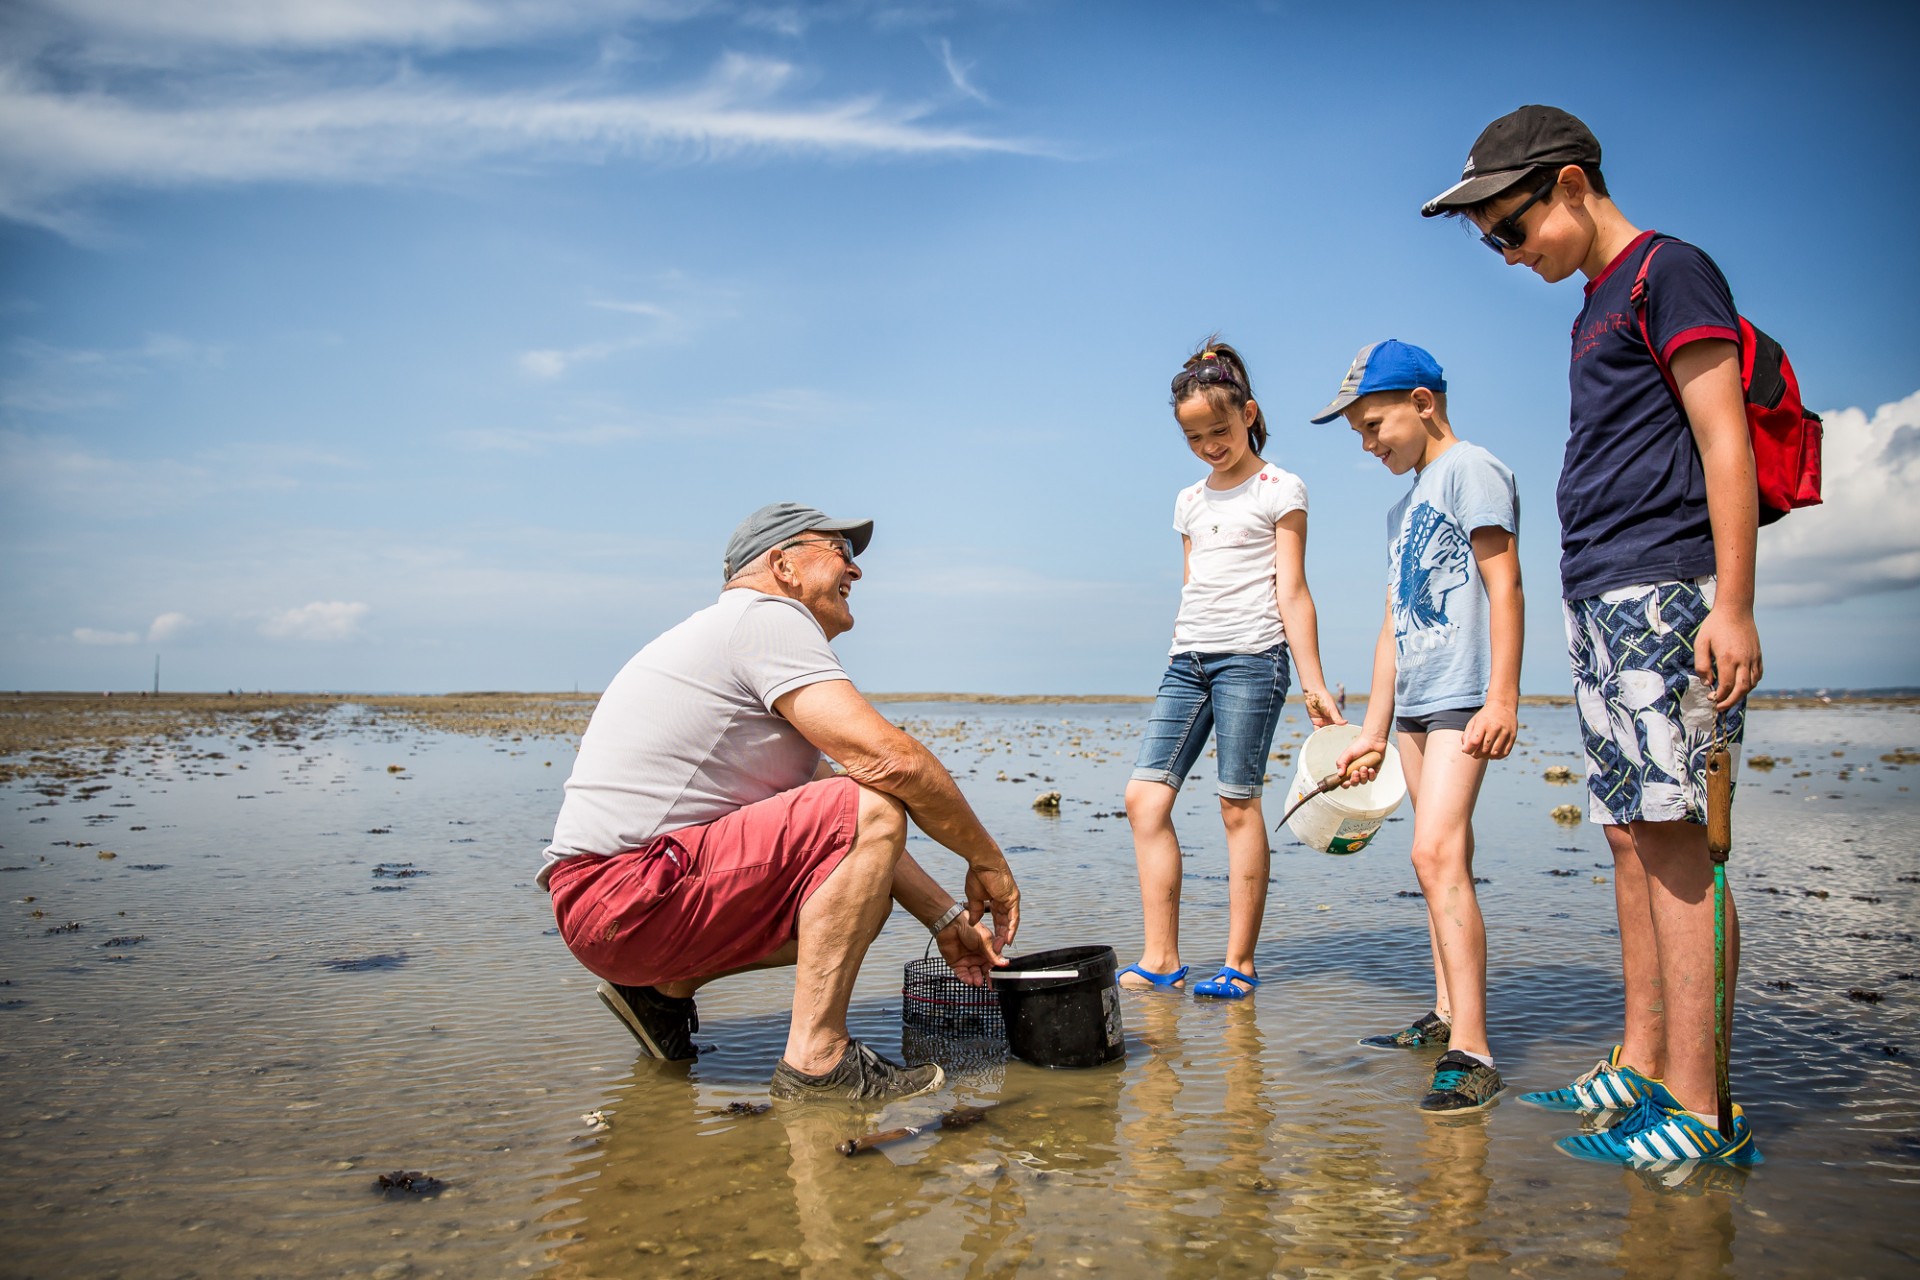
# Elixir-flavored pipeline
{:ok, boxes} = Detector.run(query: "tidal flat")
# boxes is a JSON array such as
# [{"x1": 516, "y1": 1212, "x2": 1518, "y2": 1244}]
[{"x1": 0, "y1": 692, "x2": 1915, "y2": 1278}]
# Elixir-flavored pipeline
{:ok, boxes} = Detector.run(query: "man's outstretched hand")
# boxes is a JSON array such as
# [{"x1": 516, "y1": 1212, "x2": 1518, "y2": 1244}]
[
  {"x1": 937, "y1": 917, "x2": 1006, "y2": 987},
  {"x1": 965, "y1": 860, "x2": 1020, "y2": 952}
]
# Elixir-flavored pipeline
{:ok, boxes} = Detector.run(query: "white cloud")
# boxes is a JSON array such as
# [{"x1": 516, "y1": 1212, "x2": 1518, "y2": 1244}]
[
  {"x1": 260, "y1": 600, "x2": 370, "y2": 641},
  {"x1": 147, "y1": 611, "x2": 191, "y2": 642},
  {"x1": 0, "y1": 42, "x2": 1040, "y2": 236},
  {"x1": 73, "y1": 626, "x2": 139, "y2": 645},
  {"x1": 519, "y1": 335, "x2": 654, "y2": 378},
  {"x1": 21, "y1": 1, "x2": 701, "y2": 52},
  {"x1": 936, "y1": 38, "x2": 991, "y2": 105},
  {"x1": 1758, "y1": 389, "x2": 1920, "y2": 606}
]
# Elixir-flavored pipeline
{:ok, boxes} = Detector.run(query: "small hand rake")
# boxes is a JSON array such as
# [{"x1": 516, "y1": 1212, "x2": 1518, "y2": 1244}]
[{"x1": 1274, "y1": 749, "x2": 1383, "y2": 831}]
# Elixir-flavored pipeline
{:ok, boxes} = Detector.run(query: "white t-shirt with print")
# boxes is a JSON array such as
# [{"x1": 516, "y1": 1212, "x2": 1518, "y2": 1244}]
[
  {"x1": 540, "y1": 589, "x2": 847, "y2": 885},
  {"x1": 1169, "y1": 462, "x2": 1309, "y2": 655}
]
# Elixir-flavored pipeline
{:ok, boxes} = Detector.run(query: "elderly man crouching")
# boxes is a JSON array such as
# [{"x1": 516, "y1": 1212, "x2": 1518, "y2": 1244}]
[{"x1": 541, "y1": 503, "x2": 1020, "y2": 1102}]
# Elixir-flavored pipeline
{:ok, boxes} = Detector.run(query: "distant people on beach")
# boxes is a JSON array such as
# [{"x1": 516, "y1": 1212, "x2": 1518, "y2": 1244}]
[
  {"x1": 1120, "y1": 339, "x2": 1342, "y2": 1000},
  {"x1": 1424, "y1": 104, "x2": 1764, "y2": 1167},
  {"x1": 541, "y1": 503, "x2": 1020, "y2": 1102},
  {"x1": 1314, "y1": 339, "x2": 1523, "y2": 1112}
]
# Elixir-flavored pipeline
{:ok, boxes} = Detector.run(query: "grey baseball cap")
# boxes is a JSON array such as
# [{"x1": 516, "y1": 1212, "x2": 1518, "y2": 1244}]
[{"x1": 722, "y1": 502, "x2": 873, "y2": 580}]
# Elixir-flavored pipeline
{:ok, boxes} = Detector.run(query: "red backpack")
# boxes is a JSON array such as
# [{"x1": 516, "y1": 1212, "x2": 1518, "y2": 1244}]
[{"x1": 1630, "y1": 239, "x2": 1823, "y2": 525}]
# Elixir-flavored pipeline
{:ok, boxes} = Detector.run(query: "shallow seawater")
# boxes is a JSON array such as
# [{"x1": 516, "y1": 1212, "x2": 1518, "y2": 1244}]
[{"x1": 1, "y1": 701, "x2": 1916, "y2": 1278}]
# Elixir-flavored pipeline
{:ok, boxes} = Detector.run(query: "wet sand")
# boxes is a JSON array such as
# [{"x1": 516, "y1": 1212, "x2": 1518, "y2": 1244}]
[{"x1": 1, "y1": 694, "x2": 1916, "y2": 1277}]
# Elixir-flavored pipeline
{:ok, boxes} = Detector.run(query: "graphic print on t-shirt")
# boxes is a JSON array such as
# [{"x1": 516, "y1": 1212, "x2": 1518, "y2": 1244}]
[{"x1": 1393, "y1": 502, "x2": 1469, "y2": 667}]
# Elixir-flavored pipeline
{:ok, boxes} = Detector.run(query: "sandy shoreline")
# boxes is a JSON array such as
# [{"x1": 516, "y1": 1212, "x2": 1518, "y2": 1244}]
[{"x1": 3, "y1": 687, "x2": 1911, "y2": 783}]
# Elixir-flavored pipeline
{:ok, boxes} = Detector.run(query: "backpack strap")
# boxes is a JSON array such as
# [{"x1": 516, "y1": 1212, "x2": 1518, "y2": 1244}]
[{"x1": 1627, "y1": 237, "x2": 1684, "y2": 404}]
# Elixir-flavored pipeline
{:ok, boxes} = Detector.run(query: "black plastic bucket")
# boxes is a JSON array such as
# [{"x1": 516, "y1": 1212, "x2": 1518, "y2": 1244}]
[{"x1": 990, "y1": 945, "x2": 1125, "y2": 1069}]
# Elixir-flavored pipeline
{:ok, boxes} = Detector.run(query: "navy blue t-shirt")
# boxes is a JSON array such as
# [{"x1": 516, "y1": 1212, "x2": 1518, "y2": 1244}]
[{"x1": 1560, "y1": 230, "x2": 1739, "y2": 600}]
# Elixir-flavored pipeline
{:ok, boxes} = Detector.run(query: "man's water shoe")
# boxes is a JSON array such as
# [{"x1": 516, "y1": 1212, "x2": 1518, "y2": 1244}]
[
  {"x1": 769, "y1": 1039, "x2": 945, "y2": 1103},
  {"x1": 1359, "y1": 1009, "x2": 1452, "y2": 1050},
  {"x1": 1518, "y1": 1045, "x2": 1671, "y2": 1113},
  {"x1": 597, "y1": 980, "x2": 698, "y2": 1061},
  {"x1": 1191, "y1": 966, "x2": 1260, "y2": 999},
  {"x1": 1419, "y1": 1050, "x2": 1505, "y2": 1111},
  {"x1": 1118, "y1": 963, "x2": 1189, "y2": 989},
  {"x1": 1556, "y1": 1098, "x2": 1762, "y2": 1169}
]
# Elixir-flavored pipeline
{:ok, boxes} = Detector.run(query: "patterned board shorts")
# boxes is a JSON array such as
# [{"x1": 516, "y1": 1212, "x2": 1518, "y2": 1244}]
[{"x1": 1563, "y1": 577, "x2": 1745, "y2": 826}]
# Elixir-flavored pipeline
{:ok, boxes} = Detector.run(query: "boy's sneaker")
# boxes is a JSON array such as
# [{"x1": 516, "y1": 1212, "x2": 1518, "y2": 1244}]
[
  {"x1": 1420, "y1": 1050, "x2": 1504, "y2": 1111},
  {"x1": 1556, "y1": 1096, "x2": 1763, "y2": 1168},
  {"x1": 596, "y1": 980, "x2": 698, "y2": 1061},
  {"x1": 769, "y1": 1039, "x2": 945, "y2": 1103},
  {"x1": 1518, "y1": 1045, "x2": 1672, "y2": 1112},
  {"x1": 1359, "y1": 1009, "x2": 1451, "y2": 1050}
]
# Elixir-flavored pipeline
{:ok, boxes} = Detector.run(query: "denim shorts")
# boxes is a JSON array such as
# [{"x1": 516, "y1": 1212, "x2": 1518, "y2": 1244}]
[{"x1": 1131, "y1": 646, "x2": 1291, "y2": 799}]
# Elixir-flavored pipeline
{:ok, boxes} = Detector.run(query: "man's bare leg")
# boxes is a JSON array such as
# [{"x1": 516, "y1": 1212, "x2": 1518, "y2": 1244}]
[{"x1": 780, "y1": 784, "x2": 907, "y2": 1075}]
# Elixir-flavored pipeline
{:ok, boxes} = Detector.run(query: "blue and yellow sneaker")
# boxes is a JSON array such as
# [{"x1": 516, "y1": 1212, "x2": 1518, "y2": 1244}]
[
  {"x1": 1518, "y1": 1046, "x2": 1672, "y2": 1113},
  {"x1": 1556, "y1": 1096, "x2": 1762, "y2": 1169}
]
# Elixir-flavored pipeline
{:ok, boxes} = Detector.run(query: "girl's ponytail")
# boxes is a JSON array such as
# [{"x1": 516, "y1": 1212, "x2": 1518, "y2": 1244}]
[{"x1": 1170, "y1": 336, "x2": 1267, "y2": 453}]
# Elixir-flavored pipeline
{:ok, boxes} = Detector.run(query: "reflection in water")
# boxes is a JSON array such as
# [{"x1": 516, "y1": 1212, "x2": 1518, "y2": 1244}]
[
  {"x1": 4, "y1": 701, "x2": 1916, "y2": 1277},
  {"x1": 1401, "y1": 1111, "x2": 1502, "y2": 1277}
]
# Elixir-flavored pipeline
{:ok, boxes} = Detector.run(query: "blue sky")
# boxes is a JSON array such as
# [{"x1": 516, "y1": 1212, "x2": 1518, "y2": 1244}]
[{"x1": 3, "y1": 0, "x2": 1916, "y2": 696}]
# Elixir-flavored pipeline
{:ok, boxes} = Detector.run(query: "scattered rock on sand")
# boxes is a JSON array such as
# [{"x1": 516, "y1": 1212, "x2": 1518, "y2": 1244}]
[
  {"x1": 1549, "y1": 804, "x2": 1582, "y2": 826},
  {"x1": 1032, "y1": 790, "x2": 1061, "y2": 812},
  {"x1": 374, "y1": 1170, "x2": 446, "y2": 1197},
  {"x1": 1543, "y1": 765, "x2": 1576, "y2": 784}
]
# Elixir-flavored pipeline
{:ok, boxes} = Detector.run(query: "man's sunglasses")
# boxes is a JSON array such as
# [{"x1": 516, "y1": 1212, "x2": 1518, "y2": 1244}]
[{"x1": 1480, "y1": 174, "x2": 1559, "y2": 254}]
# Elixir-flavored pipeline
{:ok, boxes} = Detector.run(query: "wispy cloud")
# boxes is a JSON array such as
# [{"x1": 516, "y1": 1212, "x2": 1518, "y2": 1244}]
[
  {"x1": 73, "y1": 626, "x2": 139, "y2": 645},
  {"x1": 261, "y1": 600, "x2": 370, "y2": 641},
  {"x1": 1758, "y1": 389, "x2": 1920, "y2": 606},
  {"x1": 0, "y1": 17, "x2": 1040, "y2": 238},
  {"x1": 935, "y1": 38, "x2": 991, "y2": 105},
  {"x1": 21, "y1": 1, "x2": 705, "y2": 53},
  {"x1": 449, "y1": 384, "x2": 863, "y2": 450}
]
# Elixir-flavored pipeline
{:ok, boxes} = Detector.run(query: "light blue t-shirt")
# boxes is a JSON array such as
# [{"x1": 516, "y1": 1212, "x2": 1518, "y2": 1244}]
[{"x1": 1385, "y1": 441, "x2": 1519, "y2": 717}]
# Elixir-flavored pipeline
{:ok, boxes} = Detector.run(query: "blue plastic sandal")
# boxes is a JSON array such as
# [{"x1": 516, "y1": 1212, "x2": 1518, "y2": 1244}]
[
  {"x1": 1192, "y1": 965, "x2": 1260, "y2": 999},
  {"x1": 1118, "y1": 963, "x2": 1189, "y2": 989}
]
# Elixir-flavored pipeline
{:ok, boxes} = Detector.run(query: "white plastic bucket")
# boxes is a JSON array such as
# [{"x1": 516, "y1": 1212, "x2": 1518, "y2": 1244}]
[{"x1": 1283, "y1": 724, "x2": 1407, "y2": 854}]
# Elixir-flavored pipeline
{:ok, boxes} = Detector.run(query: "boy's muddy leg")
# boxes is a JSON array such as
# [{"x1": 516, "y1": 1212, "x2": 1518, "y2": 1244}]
[
  {"x1": 1219, "y1": 795, "x2": 1270, "y2": 990},
  {"x1": 1606, "y1": 823, "x2": 1668, "y2": 1080},
  {"x1": 1630, "y1": 818, "x2": 1740, "y2": 1115},
  {"x1": 1124, "y1": 778, "x2": 1185, "y2": 985},
  {"x1": 1403, "y1": 730, "x2": 1491, "y2": 1056}
]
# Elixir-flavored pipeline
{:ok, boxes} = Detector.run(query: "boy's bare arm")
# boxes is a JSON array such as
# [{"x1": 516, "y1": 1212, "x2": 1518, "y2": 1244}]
[
  {"x1": 1272, "y1": 510, "x2": 1344, "y2": 727},
  {"x1": 1338, "y1": 600, "x2": 1396, "y2": 784},
  {"x1": 1463, "y1": 525, "x2": 1523, "y2": 760},
  {"x1": 1672, "y1": 338, "x2": 1762, "y2": 709}
]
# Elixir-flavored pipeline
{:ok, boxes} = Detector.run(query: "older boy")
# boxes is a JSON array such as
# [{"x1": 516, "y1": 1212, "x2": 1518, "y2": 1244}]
[
  {"x1": 1423, "y1": 106, "x2": 1762, "y2": 1166},
  {"x1": 1314, "y1": 340, "x2": 1523, "y2": 1112}
]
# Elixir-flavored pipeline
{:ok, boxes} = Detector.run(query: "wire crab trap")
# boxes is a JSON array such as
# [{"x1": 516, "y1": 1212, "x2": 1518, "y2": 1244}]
[{"x1": 901, "y1": 940, "x2": 1005, "y2": 1043}]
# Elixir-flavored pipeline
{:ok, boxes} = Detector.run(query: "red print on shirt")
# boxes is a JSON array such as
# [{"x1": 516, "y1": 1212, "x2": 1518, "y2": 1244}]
[{"x1": 1571, "y1": 310, "x2": 1630, "y2": 362}]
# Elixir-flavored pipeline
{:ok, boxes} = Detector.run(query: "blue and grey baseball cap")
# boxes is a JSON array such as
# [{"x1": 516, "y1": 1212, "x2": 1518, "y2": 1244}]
[
  {"x1": 722, "y1": 502, "x2": 873, "y2": 580},
  {"x1": 1308, "y1": 340, "x2": 1447, "y2": 424}
]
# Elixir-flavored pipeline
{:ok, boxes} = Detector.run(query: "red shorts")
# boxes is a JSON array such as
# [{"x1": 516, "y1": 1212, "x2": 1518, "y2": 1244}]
[{"x1": 547, "y1": 775, "x2": 860, "y2": 988}]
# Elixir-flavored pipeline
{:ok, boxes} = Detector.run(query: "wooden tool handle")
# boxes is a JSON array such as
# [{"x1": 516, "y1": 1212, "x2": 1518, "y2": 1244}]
[{"x1": 1705, "y1": 746, "x2": 1733, "y2": 863}]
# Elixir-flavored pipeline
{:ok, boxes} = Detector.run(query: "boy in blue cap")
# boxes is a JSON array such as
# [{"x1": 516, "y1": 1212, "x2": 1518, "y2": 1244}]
[
  {"x1": 1423, "y1": 106, "x2": 1762, "y2": 1168},
  {"x1": 1313, "y1": 340, "x2": 1523, "y2": 1112}
]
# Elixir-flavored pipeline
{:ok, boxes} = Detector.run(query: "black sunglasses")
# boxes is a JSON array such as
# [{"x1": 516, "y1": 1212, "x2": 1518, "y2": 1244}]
[
  {"x1": 1171, "y1": 360, "x2": 1243, "y2": 396},
  {"x1": 1480, "y1": 174, "x2": 1559, "y2": 254}
]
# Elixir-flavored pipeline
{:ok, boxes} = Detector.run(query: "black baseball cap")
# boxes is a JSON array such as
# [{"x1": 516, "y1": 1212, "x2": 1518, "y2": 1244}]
[{"x1": 1421, "y1": 105, "x2": 1601, "y2": 217}]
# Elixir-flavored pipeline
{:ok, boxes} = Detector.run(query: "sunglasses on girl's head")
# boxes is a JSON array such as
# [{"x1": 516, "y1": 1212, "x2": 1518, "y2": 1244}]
[
  {"x1": 1480, "y1": 174, "x2": 1560, "y2": 254},
  {"x1": 1171, "y1": 361, "x2": 1242, "y2": 395}
]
